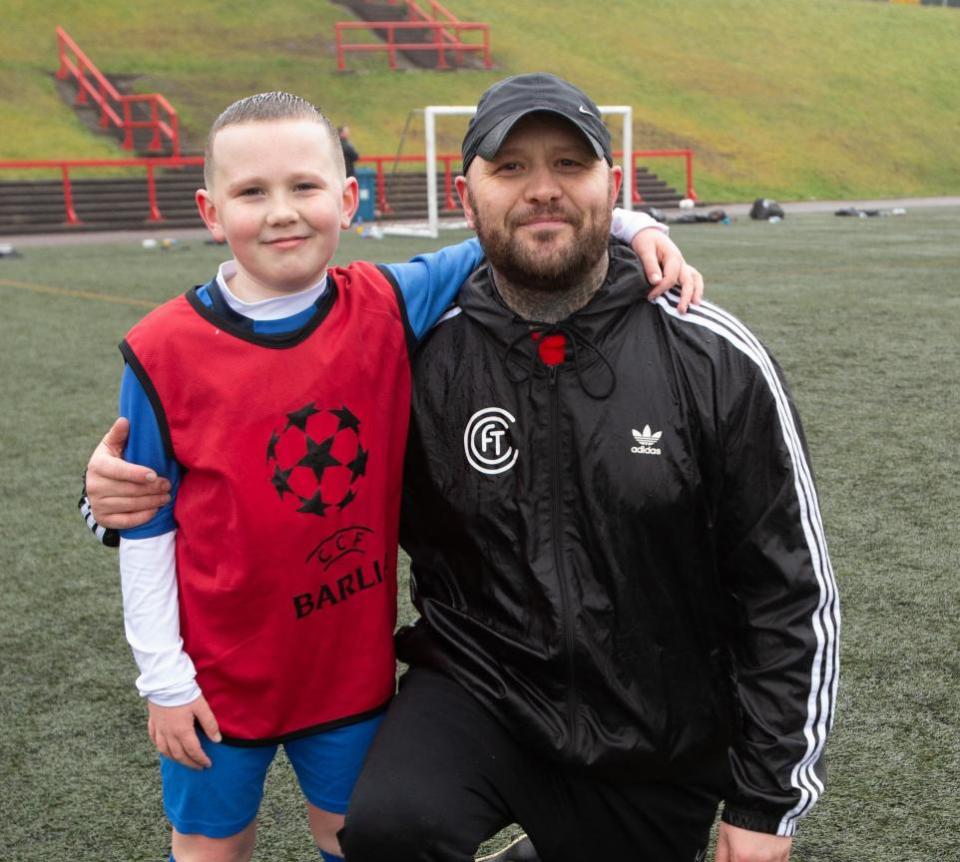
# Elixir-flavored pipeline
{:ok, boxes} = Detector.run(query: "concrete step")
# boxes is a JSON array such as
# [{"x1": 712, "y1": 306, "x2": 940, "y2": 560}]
[{"x1": 2, "y1": 217, "x2": 206, "y2": 234}]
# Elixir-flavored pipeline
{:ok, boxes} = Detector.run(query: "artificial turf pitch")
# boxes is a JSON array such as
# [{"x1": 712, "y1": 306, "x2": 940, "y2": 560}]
[{"x1": 1, "y1": 208, "x2": 958, "y2": 860}]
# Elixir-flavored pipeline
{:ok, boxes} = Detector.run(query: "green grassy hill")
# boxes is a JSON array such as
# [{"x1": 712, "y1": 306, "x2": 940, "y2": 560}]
[{"x1": 2, "y1": 0, "x2": 959, "y2": 201}]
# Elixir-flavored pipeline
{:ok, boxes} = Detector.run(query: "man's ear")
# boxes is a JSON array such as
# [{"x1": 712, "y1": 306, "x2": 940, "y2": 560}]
[
  {"x1": 455, "y1": 176, "x2": 477, "y2": 229},
  {"x1": 608, "y1": 165, "x2": 623, "y2": 209},
  {"x1": 196, "y1": 189, "x2": 226, "y2": 243},
  {"x1": 340, "y1": 177, "x2": 360, "y2": 229}
]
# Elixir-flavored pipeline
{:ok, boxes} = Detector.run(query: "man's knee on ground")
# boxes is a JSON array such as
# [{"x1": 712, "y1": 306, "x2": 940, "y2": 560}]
[{"x1": 340, "y1": 795, "x2": 469, "y2": 861}]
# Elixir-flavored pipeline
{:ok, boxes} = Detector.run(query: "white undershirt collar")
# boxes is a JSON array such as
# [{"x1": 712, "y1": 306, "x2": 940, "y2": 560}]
[{"x1": 215, "y1": 260, "x2": 329, "y2": 321}]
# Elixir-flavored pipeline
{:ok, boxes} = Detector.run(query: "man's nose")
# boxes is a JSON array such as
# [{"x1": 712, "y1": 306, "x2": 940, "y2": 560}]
[{"x1": 523, "y1": 164, "x2": 562, "y2": 203}]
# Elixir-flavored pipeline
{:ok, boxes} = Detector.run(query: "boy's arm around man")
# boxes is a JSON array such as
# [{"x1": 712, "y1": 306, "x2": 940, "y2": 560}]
[{"x1": 83, "y1": 214, "x2": 702, "y2": 535}]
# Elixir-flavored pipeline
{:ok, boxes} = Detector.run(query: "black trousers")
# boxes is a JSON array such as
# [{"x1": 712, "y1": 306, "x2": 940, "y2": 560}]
[{"x1": 340, "y1": 668, "x2": 727, "y2": 862}]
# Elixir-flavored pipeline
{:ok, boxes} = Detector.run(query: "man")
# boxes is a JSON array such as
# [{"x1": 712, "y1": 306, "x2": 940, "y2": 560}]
[
  {"x1": 337, "y1": 74, "x2": 839, "y2": 862},
  {"x1": 85, "y1": 74, "x2": 837, "y2": 862}
]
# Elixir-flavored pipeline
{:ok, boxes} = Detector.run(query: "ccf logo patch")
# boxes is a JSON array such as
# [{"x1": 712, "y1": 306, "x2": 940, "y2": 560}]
[{"x1": 464, "y1": 407, "x2": 518, "y2": 475}]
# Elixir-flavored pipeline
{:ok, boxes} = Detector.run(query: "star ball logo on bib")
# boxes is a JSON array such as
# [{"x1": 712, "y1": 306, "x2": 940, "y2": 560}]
[
  {"x1": 266, "y1": 402, "x2": 369, "y2": 516},
  {"x1": 464, "y1": 407, "x2": 518, "y2": 475}
]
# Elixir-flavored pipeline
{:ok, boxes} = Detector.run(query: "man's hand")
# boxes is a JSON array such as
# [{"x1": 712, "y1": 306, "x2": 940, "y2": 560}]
[
  {"x1": 716, "y1": 822, "x2": 792, "y2": 862},
  {"x1": 147, "y1": 695, "x2": 222, "y2": 770},
  {"x1": 631, "y1": 229, "x2": 704, "y2": 313},
  {"x1": 86, "y1": 418, "x2": 171, "y2": 528}
]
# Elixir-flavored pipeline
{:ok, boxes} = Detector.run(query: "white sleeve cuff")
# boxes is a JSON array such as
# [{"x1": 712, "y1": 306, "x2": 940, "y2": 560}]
[
  {"x1": 611, "y1": 207, "x2": 669, "y2": 241},
  {"x1": 119, "y1": 531, "x2": 200, "y2": 706},
  {"x1": 145, "y1": 680, "x2": 203, "y2": 708}
]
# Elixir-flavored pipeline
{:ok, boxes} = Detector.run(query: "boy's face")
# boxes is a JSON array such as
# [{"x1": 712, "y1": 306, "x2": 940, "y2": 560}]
[{"x1": 196, "y1": 119, "x2": 358, "y2": 301}]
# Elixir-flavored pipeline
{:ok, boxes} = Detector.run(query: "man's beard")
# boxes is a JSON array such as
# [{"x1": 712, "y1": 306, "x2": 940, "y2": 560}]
[{"x1": 468, "y1": 190, "x2": 612, "y2": 293}]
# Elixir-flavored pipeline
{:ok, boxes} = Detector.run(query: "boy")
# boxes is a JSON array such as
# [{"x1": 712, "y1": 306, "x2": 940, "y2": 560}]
[{"x1": 110, "y1": 91, "x2": 697, "y2": 862}]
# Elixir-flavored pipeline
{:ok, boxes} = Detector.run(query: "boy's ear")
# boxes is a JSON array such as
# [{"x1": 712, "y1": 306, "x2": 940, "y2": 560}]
[
  {"x1": 196, "y1": 189, "x2": 226, "y2": 243},
  {"x1": 455, "y1": 176, "x2": 476, "y2": 229},
  {"x1": 340, "y1": 177, "x2": 359, "y2": 229}
]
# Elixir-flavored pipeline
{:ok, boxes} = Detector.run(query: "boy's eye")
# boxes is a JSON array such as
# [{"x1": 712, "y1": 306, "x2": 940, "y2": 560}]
[
  {"x1": 239, "y1": 187, "x2": 263, "y2": 197},
  {"x1": 295, "y1": 182, "x2": 320, "y2": 191}
]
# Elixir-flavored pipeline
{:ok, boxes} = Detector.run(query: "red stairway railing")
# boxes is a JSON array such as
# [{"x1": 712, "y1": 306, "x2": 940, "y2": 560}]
[
  {"x1": 55, "y1": 26, "x2": 182, "y2": 156},
  {"x1": 335, "y1": 0, "x2": 491, "y2": 71}
]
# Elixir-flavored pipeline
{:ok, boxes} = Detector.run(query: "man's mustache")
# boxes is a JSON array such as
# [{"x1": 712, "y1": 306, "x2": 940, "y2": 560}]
[{"x1": 510, "y1": 206, "x2": 581, "y2": 229}]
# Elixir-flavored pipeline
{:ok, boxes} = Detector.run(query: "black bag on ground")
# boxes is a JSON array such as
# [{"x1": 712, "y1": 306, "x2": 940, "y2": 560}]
[{"x1": 750, "y1": 198, "x2": 785, "y2": 220}]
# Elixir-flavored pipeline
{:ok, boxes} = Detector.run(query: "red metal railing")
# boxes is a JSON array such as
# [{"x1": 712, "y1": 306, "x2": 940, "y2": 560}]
[
  {"x1": 406, "y1": 0, "x2": 460, "y2": 47},
  {"x1": 357, "y1": 153, "x2": 463, "y2": 214},
  {"x1": 55, "y1": 26, "x2": 181, "y2": 156},
  {"x1": 335, "y1": 0, "x2": 491, "y2": 71},
  {"x1": 358, "y1": 149, "x2": 697, "y2": 215},
  {"x1": 0, "y1": 149, "x2": 695, "y2": 227},
  {"x1": 0, "y1": 157, "x2": 203, "y2": 225}
]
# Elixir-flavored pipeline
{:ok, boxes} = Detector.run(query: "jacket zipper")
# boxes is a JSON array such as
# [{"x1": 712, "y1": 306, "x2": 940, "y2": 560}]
[{"x1": 549, "y1": 364, "x2": 578, "y2": 747}]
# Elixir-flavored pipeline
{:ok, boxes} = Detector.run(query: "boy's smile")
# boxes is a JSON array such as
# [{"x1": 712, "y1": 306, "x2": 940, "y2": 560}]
[{"x1": 196, "y1": 119, "x2": 358, "y2": 302}]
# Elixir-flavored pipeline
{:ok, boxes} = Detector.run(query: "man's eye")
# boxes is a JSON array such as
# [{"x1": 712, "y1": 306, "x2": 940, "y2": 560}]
[
  {"x1": 557, "y1": 158, "x2": 582, "y2": 169},
  {"x1": 497, "y1": 162, "x2": 521, "y2": 173}
]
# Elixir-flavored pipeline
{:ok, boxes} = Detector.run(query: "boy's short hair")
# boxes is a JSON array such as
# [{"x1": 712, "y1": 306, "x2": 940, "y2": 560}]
[{"x1": 203, "y1": 92, "x2": 345, "y2": 188}]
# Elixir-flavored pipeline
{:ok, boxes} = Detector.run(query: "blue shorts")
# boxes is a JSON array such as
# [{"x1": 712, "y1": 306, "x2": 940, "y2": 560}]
[{"x1": 160, "y1": 715, "x2": 383, "y2": 839}]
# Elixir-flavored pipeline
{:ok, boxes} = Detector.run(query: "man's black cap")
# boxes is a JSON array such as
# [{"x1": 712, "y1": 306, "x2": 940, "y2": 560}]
[{"x1": 461, "y1": 73, "x2": 612, "y2": 175}]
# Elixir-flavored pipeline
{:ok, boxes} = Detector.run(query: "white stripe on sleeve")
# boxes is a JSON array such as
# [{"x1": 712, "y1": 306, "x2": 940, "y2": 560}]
[{"x1": 655, "y1": 290, "x2": 840, "y2": 836}]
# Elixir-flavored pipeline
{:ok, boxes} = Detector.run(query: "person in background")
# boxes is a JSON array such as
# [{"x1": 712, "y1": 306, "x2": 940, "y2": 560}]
[{"x1": 338, "y1": 125, "x2": 359, "y2": 179}]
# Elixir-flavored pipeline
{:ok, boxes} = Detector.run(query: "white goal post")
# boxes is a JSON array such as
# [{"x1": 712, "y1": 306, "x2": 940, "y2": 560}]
[{"x1": 423, "y1": 105, "x2": 633, "y2": 238}]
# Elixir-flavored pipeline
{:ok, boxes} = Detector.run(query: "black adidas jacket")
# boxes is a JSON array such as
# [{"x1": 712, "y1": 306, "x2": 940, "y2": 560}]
[{"x1": 397, "y1": 242, "x2": 839, "y2": 837}]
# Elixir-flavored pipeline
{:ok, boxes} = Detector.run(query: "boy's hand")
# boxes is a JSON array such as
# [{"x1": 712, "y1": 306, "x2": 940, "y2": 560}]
[
  {"x1": 147, "y1": 695, "x2": 222, "y2": 770},
  {"x1": 715, "y1": 823, "x2": 792, "y2": 862},
  {"x1": 631, "y1": 229, "x2": 705, "y2": 313},
  {"x1": 87, "y1": 418, "x2": 171, "y2": 528}
]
